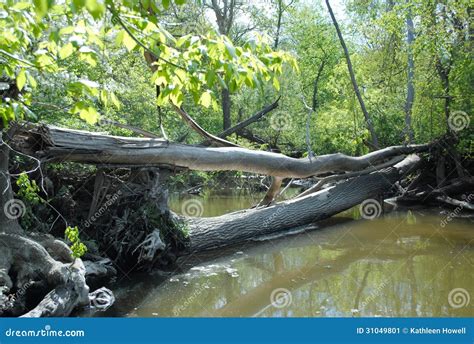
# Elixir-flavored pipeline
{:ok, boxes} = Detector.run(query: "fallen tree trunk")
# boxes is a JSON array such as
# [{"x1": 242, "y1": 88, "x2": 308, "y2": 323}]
[
  {"x1": 12, "y1": 124, "x2": 431, "y2": 178},
  {"x1": 186, "y1": 155, "x2": 420, "y2": 252}
]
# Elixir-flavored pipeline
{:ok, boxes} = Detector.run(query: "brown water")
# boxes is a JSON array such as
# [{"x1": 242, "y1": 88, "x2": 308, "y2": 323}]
[{"x1": 95, "y1": 191, "x2": 474, "y2": 317}]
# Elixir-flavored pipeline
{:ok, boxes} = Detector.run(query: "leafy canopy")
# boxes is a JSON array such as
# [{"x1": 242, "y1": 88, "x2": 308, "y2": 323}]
[{"x1": 0, "y1": 0, "x2": 296, "y2": 126}]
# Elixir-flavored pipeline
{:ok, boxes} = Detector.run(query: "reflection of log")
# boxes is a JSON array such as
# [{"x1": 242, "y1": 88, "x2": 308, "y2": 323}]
[
  {"x1": 217, "y1": 251, "x2": 359, "y2": 316},
  {"x1": 187, "y1": 155, "x2": 421, "y2": 251}
]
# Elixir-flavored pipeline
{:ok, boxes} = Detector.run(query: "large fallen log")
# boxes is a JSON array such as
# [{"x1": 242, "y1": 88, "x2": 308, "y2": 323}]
[
  {"x1": 186, "y1": 155, "x2": 420, "y2": 251},
  {"x1": 11, "y1": 124, "x2": 431, "y2": 178}
]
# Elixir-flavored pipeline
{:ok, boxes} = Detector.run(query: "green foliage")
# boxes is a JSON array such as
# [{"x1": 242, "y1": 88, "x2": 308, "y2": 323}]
[
  {"x1": 1, "y1": 0, "x2": 471, "y2": 157},
  {"x1": 65, "y1": 225, "x2": 88, "y2": 259},
  {"x1": 0, "y1": 0, "x2": 295, "y2": 128},
  {"x1": 16, "y1": 172, "x2": 42, "y2": 204}
]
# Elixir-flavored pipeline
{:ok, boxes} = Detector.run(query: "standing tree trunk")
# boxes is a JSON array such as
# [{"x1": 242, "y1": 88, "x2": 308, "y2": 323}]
[
  {"x1": 325, "y1": 0, "x2": 379, "y2": 148},
  {"x1": 222, "y1": 88, "x2": 232, "y2": 130},
  {"x1": 208, "y1": 0, "x2": 236, "y2": 131},
  {"x1": 404, "y1": 5, "x2": 415, "y2": 143},
  {"x1": 274, "y1": 0, "x2": 283, "y2": 49},
  {"x1": 274, "y1": 0, "x2": 295, "y2": 49}
]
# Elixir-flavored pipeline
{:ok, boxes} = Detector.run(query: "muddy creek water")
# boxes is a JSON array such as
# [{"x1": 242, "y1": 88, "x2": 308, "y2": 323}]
[{"x1": 92, "y1": 191, "x2": 473, "y2": 317}]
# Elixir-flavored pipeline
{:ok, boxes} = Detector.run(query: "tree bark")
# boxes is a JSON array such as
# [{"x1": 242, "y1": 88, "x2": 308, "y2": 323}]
[
  {"x1": 325, "y1": 0, "x2": 379, "y2": 148},
  {"x1": 404, "y1": 5, "x2": 415, "y2": 143},
  {"x1": 222, "y1": 88, "x2": 232, "y2": 130},
  {"x1": 11, "y1": 124, "x2": 432, "y2": 179},
  {"x1": 187, "y1": 155, "x2": 420, "y2": 252}
]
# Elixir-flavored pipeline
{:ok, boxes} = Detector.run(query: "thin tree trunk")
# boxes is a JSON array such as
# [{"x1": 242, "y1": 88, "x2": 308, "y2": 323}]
[
  {"x1": 222, "y1": 88, "x2": 232, "y2": 130},
  {"x1": 404, "y1": 6, "x2": 415, "y2": 143},
  {"x1": 0, "y1": 137, "x2": 21, "y2": 233},
  {"x1": 325, "y1": 0, "x2": 379, "y2": 148},
  {"x1": 274, "y1": 0, "x2": 283, "y2": 49}
]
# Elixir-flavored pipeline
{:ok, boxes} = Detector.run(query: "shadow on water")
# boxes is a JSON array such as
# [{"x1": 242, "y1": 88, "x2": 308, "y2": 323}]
[{"x1": 85, "y1": 190, "x2": 474, "y2": 318}]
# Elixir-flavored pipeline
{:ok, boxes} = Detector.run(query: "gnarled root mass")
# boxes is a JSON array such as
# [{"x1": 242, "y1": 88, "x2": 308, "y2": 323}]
[{"x1": 0, "y1": 232, "x2": 111, "y2": 317}]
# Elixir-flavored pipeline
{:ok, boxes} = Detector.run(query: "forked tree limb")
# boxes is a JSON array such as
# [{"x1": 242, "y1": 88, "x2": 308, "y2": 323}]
[
  {"x1": 257, "y1": 176, "x2": 284, "y2": 207},
  {"x1": 171, "y1": 104, "x2": 240, "y2": 147},
  {"x1": 216, "y1": 97, "x2": 280, "y2": 139}
]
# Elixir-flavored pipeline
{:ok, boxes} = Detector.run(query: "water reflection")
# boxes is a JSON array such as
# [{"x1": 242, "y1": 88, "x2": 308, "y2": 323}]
[{"x1": 99, "y1": 209, "x2": 473, "y2": 317}]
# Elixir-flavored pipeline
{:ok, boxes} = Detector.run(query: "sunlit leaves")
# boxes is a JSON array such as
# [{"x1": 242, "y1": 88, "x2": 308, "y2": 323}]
[
  {"x1": 1, "y1": 0, "x2": 295, "y2": 128},
  {"x1": 122, "y1": 32, "x2": 137, "y2": 51},
  {"x1": 199, "y1": 91, "x2": 212, "y2": 108},
  {"x1": 59, "y1": 43, "x2": 75, "y2": 59},
  {"x1": 16, "y1": 69, "x2": 27, "y2": 91},
  {"x1": 71, "y1": 101, "x2": 99, "y2": 125}
]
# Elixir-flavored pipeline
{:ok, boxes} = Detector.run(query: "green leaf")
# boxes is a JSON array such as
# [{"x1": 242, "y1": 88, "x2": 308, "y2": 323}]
[
  {"x1": 27, "y1": 73, "x2": 37, "y2": 89},
  {"x1": 272, "y1": 77, "x2": 280, "y2": 91},
  {"x1": 85, "y1": 0, "x2": 105, "y2": 19},
  {"x1": 122, "y1": 31, "x2": 137, "y2": 51},
  {"x1": 59, "y1": 43, "x2": 74, "y2": 59},
  {"x1": 17, "y1": 69, "x2": 26, "y2": 91},
  {"x1": 110, "y1": 92, "x2": 121, "y2": 109},
  {"x1": 33, "y1": 0, "x2": 50, "y2": 19},
  {"x1": 199, "y1": 91, "x2": 212, "y2": 108},
  {"x1": 79, "y1": 106, "x2": 99, "y2": 125},
  {"x1": 224, "y1": 41, "x2": 237, "y2": 59}
]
